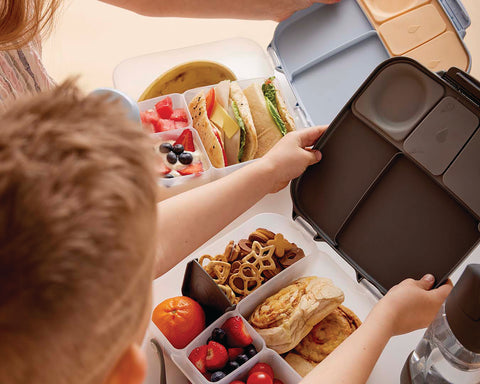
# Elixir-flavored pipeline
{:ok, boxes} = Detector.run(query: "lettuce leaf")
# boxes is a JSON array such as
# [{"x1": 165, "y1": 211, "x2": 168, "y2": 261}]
[
  {"x1": 265, "y1": 96, "x2": 286, "y2": 136},
  {"x1": 231, "y1": 101, "x2": 246, "y2": 162}
]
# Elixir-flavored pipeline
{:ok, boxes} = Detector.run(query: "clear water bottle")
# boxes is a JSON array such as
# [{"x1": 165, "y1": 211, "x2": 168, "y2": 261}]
[{"x1": 401, "y1": 264, "x2": 480, "y2": 384}]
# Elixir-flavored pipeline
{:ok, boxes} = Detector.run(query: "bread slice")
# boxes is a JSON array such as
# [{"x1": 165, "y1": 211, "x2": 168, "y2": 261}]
[
  {"x1": 243, "y1": 83, "x2": 283, "y2": 158},
  {"x1": 249, "y1": 277, "x2": 344, "y2": 354},
  {"x1": 189, "y1": 92, "x2": 225, "y2": 168},
  {"x1": 273, "y1": 80, "x2": 296, "y2": 133},
  {"x1": 230, "y1": 82, "x2": 258, "y2": 161}
]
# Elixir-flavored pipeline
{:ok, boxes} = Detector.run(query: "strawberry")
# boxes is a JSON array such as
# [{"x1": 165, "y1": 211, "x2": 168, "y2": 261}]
[
  {"x1": 228, "y1": 347, "x2": 244, "y2": 361},
  {"x1": 221, "y1": 317, "x2": 253, "y2": 347},
  {"x1": 248, "y1": 363, "x2": 274, "y2": 380},
  {"x1": 155, "y1": 97, "x2": 173, "y2": 119},
  {"x1": 178, "y1": 162, "x2": 203, "y2": 176},
  {"x1": 205, "y1": 341, "x2": 228, "y2": 371},
  {"x1": 155, "y1": 119, "x2": 176, "y2": 133},
  {"x1": 170, "y1": 109, "x2": 188, "y2": 122},
  {"x1": 273, "y1": 380, "x2": 284, "y2": 384},
  {"x1": 188, "y1": 345, "x2": 208, "y2": 374},
  {"x1": 174, "y1": 130, "x2": 195, "y2": 152}
]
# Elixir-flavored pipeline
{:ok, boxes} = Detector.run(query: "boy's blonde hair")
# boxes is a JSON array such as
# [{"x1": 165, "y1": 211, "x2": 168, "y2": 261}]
[{"x1": 0, "y1": 81, "x2": 158, "y2": 384}]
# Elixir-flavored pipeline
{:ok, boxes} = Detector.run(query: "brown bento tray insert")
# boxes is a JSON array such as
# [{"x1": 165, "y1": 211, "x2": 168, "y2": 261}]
[{"x1": 292, "y1": 58, "x2": 480, "y2": 294}]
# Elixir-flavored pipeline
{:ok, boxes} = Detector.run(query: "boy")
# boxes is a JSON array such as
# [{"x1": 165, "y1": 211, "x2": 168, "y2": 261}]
[{"x1": 0, "y1": 82, "x2": 451, "y2": 384}]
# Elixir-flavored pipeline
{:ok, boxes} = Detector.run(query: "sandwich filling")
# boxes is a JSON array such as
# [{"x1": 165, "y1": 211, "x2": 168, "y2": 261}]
[{"x1": 262, "y1": 78, "x2": 287, "y2": 136}]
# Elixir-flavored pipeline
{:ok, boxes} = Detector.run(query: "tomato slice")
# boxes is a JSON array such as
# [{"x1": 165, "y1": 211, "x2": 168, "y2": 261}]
[{"x1": 205, "y1": 88, "x2": 215, "y2": 119}]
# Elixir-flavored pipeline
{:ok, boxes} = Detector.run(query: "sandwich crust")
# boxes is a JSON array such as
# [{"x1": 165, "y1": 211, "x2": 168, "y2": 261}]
[
  {"x1": 273, "y1": 80, "x2": 296, "y2": 133},
  {"x1": 189, "y1": 92, "x2": 225, "y2": 168},
  {"x1": 249, "y1": 276, "x2": 344, "y2": 354},
  {"x1": 243, "y1": 83, "x2": 283, "y2": 158},
  {"x1": 230, "y1": 82, "x2": 258, "y2": 162},
  {"x1": 285, "y1": 305, "x2": 362, "y2": 377}
]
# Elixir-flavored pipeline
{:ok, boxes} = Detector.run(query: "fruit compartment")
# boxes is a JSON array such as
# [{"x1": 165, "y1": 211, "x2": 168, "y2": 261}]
[
  {"x1": 174, "y1": 310, "x2": 266, "y2": 384},
  {"x1": 150, "y1": 128, "x2": 214, "y2": 201},
  {"x1": 217, "y1": 348, "x2": 302, "y2": 384},
  {"x1": 138, "y1": 93, "x2": 193, "y2": 129}
]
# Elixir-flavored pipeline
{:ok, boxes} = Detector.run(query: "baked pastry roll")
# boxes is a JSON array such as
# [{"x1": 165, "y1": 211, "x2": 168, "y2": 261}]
[
  {"x1": 285, "y1": 305, "x2": 362, "y2": 377},
  {"x1": 249, "y1": 276, "x2": 344, "y2": 354}
]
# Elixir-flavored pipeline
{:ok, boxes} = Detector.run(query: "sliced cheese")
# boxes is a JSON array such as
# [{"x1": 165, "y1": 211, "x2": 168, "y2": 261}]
[{"x1": 210, "y1": 102, "x2": 240, "y2": 139}]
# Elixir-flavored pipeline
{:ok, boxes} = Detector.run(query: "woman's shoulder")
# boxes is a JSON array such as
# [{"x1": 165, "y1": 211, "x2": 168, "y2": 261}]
[{"x1": 0, "y1": 40, "x2": 55, "y2": 108}]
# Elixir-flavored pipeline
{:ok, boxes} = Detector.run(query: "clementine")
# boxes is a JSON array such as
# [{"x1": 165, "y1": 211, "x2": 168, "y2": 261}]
[{"x1": 152, "y1": 296, "x2": 205, "y2": 349}]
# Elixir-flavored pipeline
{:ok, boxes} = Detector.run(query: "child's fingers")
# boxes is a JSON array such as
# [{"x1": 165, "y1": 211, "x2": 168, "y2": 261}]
[
  {"x1": 415, "y1": 274, "x2": 436, "y2": 290},
  {"x1": 304, "y1": 148, "x2": 322, "y2": 165},
  {"x1": 430, "y1": 280, "x2": 453, "y2": 301},
  {"x1": 296, "y1": 126, "x2": 328, "y2": 148}
]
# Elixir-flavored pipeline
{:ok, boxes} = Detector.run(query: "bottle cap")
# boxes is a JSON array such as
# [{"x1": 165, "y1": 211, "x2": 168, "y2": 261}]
[{"x1": 445, "y1": 264, "x2": 480, "y2": 353}]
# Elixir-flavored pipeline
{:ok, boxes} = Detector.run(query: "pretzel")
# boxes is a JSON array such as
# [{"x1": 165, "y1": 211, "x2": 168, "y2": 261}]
[
  {"x1": 263, "y1": 258, "x2": 284, "y2": 280},
  {"x1": 242, "y1": 241, "x2": 276, "y2": 275},
  {"x1": 199, "y1": 255, "x2": 231, "y2": 285},
  {"x1": 267, "y1": 233, "x2": 293, "y2": 258},
  {"x1": 229, "y1": 264, "x2": 262, "y2": 296},
  {"x1": 218, "y1": 284, "x2": 237, "y2": 304},
  {"x1": 230, "y1": 260, "x2": 242, "y2": 275},
  {"x1": 248, "y1": 229, "x2": 272, "y2": 244},
  {"x1": 256, "y1": 228, "x2": 276, "y2": 240},
  {"x1": 279, "y1": 245, "x2": 305, "y2": 267}
]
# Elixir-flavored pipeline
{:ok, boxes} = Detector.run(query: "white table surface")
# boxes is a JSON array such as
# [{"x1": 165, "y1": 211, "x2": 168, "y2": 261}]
[{"x1": 144, "y1": 186, "x2": 480, "y2": 384}]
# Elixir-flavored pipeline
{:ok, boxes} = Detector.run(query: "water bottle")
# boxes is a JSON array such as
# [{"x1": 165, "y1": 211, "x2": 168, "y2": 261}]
[{"x1": 401, "y1": 264, "x2": 480, "y2": 384}]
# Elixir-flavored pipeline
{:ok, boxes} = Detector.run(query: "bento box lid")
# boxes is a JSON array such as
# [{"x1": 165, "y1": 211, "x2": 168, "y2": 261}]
[
  {"x1": 267, "y1": 0, "x2": 472, "y2": 126},
  {"x1": 290, "y1": 57, "x2": 480, "y2": 295}
]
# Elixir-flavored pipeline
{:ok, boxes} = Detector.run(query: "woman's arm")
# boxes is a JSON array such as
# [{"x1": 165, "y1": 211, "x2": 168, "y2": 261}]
[
  {"x1": 301, "y1": 275, "x2": 453, "y2": 384},
  {"x1": 100, "y1": 0, "x2": 340, "y2": 22},
  {"x1": 155, "y1": 126, "x2": 325, "y2": 277}
]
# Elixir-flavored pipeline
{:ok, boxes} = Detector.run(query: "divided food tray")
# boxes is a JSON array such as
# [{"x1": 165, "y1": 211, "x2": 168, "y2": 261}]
[
  {"x1": 291, "y1": 57, "x2": 480, "y2": 295},
  {"x1": 147, "y1": 213, "x2": 378, "y2": 384},
  {"x1": 140, "y1": 78, "x2": 302, "y2": 197},
  {"x1": 269, "y1": 0, "x2": 471, "y2": 125}
]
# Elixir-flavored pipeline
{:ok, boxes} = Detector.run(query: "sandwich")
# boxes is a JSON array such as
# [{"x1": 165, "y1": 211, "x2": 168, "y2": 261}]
[
  {"x1": 188, "y1": 81, "x2": 257, "y2": 168},
  {"x1": 285, "y1": 305, "x2": 362, "y2": 377},
  {"x1": 243, "y1": 77, "x2": 296, "y2": 158},
  {"x1": 248, "y1": 276, "x2": 344, "y2": 354}
]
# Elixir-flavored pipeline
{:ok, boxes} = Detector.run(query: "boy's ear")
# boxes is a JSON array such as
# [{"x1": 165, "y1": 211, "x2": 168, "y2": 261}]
[{"x1": 104, "y1": 344, "x2": 146, "y2": 384}]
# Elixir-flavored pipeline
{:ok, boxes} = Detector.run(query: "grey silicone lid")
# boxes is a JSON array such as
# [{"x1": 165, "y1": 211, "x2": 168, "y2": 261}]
[{"x1": 445, "y1": 264, "x2": 480, "y2": 353}]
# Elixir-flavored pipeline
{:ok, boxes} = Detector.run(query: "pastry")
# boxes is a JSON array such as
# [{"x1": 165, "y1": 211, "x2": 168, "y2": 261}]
[
  {"x1": 285, "y1": 305, "x2": 362, "y2": 377},
  {"x1": 249, "y1": 277, "x2": 344, "y2": 354}
]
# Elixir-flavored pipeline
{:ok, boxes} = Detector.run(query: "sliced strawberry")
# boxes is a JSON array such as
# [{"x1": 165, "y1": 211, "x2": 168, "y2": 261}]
[
  {"x1": 228, "y1": 347, "x2": 244, "y2": 361},
  {"x1": 155, "y1": 119, "x2": 176, "y2": 133},
  {"x1": 205, "y1": 341, "x2": 228, "y2": 371},
  {"x1": 178, "y1": 162, "x2": 203, "y2": 176},
  {"x1": 170, "y1": 109, "x2": 188, "y2": 122},
  {"x1": 188, "y1": 345, "x2": 208, "y2": 374},
  {"x1": 221, "y1": 317, "x2": 253, "y2": 348},
  {"x1": 273, "y1": 380, "x2": 284, "y2": 384},
  {"x1": 174, "y1": 121, "x2": 189, "y2": 130},
  {"x1": 155, "y1": 97, "x2": 174, "y2": 119},
  {"x1": 205, "y1": 88, "x2": 215, "y2": 118},
  {"x1": 174, "y1": 130, "x2": 195, "y2": 152}
]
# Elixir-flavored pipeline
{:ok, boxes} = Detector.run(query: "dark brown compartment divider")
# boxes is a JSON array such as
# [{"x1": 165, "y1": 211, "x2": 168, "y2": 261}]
[
  {"x1": 294, "y1": 111, "x2": 398, "y2": 240},
  {"x1": 336, "y1": 155, "x2": 479, "y2": 292}
]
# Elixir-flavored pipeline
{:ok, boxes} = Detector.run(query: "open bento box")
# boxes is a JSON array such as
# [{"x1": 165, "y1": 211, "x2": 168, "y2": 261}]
[
  {"x1": 145, "y1": 58, "x2": 480, "y2": 383},
  {"x1": 115, "y1": 0, "x2": 473, "y2": 198}
]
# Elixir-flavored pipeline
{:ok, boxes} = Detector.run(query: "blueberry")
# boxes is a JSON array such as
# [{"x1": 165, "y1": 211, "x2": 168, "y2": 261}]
[
  {"x1": 236, "y1": 354, "x2": 249, "y2": 366},
  {"x1": 163, "y1": 174, "x2": 174, "y2": 179},
  {"x1": 225, "y1": 360, "x2": 239, "y2": 373},
  {"x1": 211, "y1": 328, "x2": 227, "y2": 346},
  {"x1": 166, "y1": 152, "x2": 177, "y2": 164},
  {"x1": 245, "y1": 344, "x2": 257, "y2": 358},
  {"x1": 173, "y1": 144, "x2": 184, "y2": 155},
  {"x1": 211, "y1": 371, "x2": 226, "y2": 382},
  {"x1": 179, "y1": 152, "x2": 193, "y2": 165},
  {"x1": 159, "y1": 143, "x2": 173, "y2": 153}
]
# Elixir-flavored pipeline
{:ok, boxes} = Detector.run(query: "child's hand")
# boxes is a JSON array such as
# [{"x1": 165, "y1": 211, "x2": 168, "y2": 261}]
[
  {"x1": 367, "y1": 275, "x2": 453, "y2": 336},
  {"x1": 274, "y1": 0, "x2": 342, "y2": 21},
  {"x1": 259, "y1": 126, "x2": 326, "y2": 193}
]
